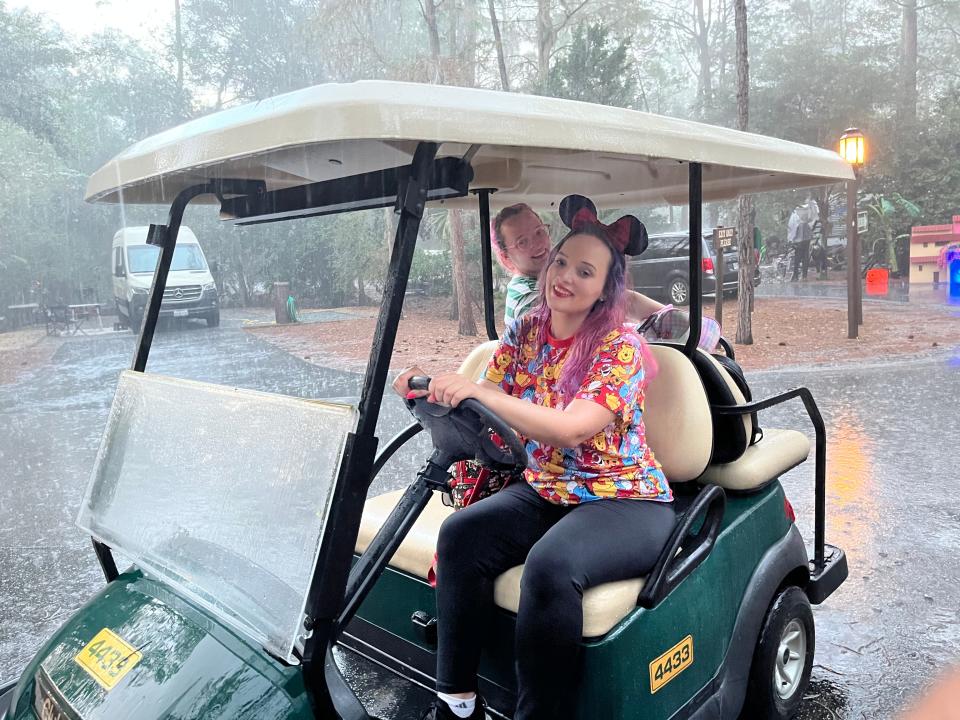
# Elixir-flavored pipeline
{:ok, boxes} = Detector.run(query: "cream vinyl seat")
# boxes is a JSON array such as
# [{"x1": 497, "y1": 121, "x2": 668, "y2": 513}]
[
  {"x1": 356, "y1": 343, "x2": 712, "y2": 638},
  {"x1": 691, "y1": 349, "x2": 812, "y2": 491}
]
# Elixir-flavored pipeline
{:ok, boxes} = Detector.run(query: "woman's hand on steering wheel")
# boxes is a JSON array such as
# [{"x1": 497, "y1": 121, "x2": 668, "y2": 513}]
[
  {"x1": 424, "y1": 373, "x2": 485, "y2": 407},
  {"x1": 393, "y1": 365, "x2": 429, "y2": 399},
  {"x1": 394, "y1": 367, "x2": 485, "y2": 408}
]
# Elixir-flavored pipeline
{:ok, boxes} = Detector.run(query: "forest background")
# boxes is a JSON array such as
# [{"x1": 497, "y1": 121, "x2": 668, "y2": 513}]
[{"x1": 1, "y1": 0, "x2": 958, "y2": 336}]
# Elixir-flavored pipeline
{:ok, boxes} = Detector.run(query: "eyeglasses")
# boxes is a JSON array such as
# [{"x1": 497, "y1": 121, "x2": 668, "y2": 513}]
[{"x1": 505, "y1": 224, "x2": 550, "y2": 252}]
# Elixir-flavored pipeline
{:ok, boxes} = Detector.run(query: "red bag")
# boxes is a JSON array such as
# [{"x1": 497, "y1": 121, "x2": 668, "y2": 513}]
[{"x1": 426, "y1": 459, "x2": 517, "y2": 587}]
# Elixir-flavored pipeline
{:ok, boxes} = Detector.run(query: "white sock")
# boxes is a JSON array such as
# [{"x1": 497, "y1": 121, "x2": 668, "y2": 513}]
[{"x1": 437, "y1": 691, "x2": 476, "y2": 718}]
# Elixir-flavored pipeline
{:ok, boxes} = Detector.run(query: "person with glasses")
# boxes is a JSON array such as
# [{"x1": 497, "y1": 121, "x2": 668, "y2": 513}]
[{"x1": 491, "y1": 203, "x2": 664, "y2": 326}]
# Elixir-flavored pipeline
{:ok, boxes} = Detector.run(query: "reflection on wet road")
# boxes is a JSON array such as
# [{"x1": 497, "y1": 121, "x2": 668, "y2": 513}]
[{"x1": 1, "y1": 316, "x2": 958, "y2": 719}]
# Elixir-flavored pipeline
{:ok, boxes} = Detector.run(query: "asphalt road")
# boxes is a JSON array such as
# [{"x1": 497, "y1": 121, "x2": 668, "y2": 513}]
[{"x1": 1, "y1": 311, "x2": 958, "y2": 718}]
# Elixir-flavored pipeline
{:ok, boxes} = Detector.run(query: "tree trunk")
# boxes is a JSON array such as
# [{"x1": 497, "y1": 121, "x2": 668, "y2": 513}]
[
  {"x1": 537, "y1": 0, "x2": 556, "y2": 88},
  {"x1": 899, "y1": 0, "x2": 918, "y2": 128},
  {"x1": 448, "y1": 209, "x2": 477, "y2": 336},
  {"x1": 357, "y1": 270, "x2": 369, "y2": 305},
  {"x1": 174, "y1": 0, "x2": 184, "y2": 94},
  {"x1": 734, "y1": 0, "x2": 752, "y2": 344},
  {"x1": 383, "y1": 206, "x2": 395, "y2": 252},
  {"x1": 422, "y1": 0, "x2": 445, "y2": 83},
  {"x1": 232, "y1": 239, "x2": 249, "y2": 308},
  {"x1": 488, "y1": 0, "x2": 510, "y2": 91},
  {"x1": 694, "y1": 0, "x2": 712, "y2": 117}
]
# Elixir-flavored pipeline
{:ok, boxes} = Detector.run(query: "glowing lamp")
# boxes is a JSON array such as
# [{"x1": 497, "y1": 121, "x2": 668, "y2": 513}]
[{"x1": 839, "y1": 128, "x2": 866, "y2": 168}]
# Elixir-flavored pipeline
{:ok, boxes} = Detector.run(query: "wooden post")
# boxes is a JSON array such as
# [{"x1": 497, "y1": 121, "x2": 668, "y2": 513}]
[
  {"x1": 274, "y1": 281, "x2": 290, "y2": 325},
  {"x1": 846, "y1": 179, "x2": 859, "y2": 339},
  {"x1": 714, "y1": 248, "x2": 724, "y2": 327},
  {"x1": 712, "y1": 226, "x2": 735, "y2": 329}
]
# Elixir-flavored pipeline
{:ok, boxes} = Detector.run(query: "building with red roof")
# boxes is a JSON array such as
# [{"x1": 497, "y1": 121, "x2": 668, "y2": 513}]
[{"x1": 909, "y1": 215, "x2": 960, "y2": 284}]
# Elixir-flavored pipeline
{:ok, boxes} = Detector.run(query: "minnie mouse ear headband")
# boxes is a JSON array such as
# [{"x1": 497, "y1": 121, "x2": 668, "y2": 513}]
[{"x1": 558, "y1": 194, "x2": 648, "y2": 256}]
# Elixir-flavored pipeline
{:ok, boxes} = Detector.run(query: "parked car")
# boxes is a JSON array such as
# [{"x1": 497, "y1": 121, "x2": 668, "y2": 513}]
[
  {"x1": 629, "y1": 231, "x2": 762, "y2": 305},
  {"x1": 112, "y1": 225, "x2": 220, "y2": 330}
]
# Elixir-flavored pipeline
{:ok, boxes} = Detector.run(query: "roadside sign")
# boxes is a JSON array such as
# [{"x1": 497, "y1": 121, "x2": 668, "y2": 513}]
[
  {"x1": 857, "y1": 211, "x2": 868, "y2": 233},
  {"x1": 713, "y1": 226, "x2": 736, "y2": 249}
]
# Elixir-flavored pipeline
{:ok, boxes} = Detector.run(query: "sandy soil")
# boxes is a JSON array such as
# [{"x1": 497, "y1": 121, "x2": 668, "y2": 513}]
[{"x1": 248, "y1": 295, "x2": 960, "y2": 375}]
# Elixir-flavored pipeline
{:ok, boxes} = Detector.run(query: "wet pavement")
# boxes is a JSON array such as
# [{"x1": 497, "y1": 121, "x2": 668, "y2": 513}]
[
  {"x1": 756, "y1": 269, "x2": 959, "y2": 309},
  {"x1": 1, "y1": 308, "x2": 959, "y2": 718}
]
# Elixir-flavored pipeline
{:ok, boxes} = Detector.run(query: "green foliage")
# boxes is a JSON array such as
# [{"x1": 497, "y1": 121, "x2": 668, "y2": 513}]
[
  {"x1": 2, "y1": 0, "x2": 959, "y2": 317},
  {"x1": 861, "y1": 192, "x2": 922, "y2": 273},
  {"x1": 544, "y1": 23, "x2": 636, "y2": 108}
]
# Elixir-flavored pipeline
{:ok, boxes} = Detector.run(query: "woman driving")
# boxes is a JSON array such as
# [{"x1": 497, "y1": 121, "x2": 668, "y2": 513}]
[{"x1": 394, "y1": 196, "x2": 676, "y2": 720}]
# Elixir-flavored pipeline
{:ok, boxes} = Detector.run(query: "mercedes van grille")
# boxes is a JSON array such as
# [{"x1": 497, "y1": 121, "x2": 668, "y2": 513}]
[{"x1": 162, "y1": 285, "x2": 202, "y2": 302}]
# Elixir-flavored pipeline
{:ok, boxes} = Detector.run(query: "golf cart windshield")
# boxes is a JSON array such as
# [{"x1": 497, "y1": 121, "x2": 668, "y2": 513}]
[
  {"x1": 128, "y1": 243, "x2": 207, "y2": 273},
  {"x1": 77, "y1": 371, "x2": 357, "y2": 663}
]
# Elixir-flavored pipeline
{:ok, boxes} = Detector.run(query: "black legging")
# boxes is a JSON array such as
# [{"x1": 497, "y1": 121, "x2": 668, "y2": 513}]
[{"x1": 435, "y1": 481, "x2": 676, "y2": 720}]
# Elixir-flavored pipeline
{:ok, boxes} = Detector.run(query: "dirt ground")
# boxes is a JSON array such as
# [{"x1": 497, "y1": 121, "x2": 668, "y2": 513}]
[
  {"x1": 249, "y1": 295, "x2": 960, "y2": 375},
  {"x1": 0, "y1": 328, "x2": 63, "y2": 385}
]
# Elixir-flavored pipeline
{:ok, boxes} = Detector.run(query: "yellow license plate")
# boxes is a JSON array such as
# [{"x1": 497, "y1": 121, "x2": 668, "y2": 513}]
[
  {"x1": 649, "y1": 635, "x2": 693, "y2": 694},
  {"x1": 74, "y1": 628, "x2": 142, "y2": 690}
]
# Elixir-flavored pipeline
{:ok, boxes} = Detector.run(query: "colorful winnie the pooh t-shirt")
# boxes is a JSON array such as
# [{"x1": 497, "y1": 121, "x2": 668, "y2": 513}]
[{"x1": 483, "y1": 316, "x2": 671, "y2": 506}]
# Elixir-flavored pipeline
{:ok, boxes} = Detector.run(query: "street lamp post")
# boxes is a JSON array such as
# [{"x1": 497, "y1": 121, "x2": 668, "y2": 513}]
[{"x1": 840, "y1": 128, "x2": 866, "y2": 339}]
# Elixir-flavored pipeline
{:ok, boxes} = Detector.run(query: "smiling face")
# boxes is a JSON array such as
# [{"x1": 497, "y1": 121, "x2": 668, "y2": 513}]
[
  {"x1": 544, "y1": 232, "x2": 613, "y2": 320},
  {"x1": 499, "y1": 208, "x2": 551, "y2": 277}
]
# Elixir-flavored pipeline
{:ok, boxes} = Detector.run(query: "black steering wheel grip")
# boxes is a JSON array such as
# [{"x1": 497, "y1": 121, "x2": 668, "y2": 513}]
[{"x1": 405, "y1": 376, "x2": 527, "y2": 471}]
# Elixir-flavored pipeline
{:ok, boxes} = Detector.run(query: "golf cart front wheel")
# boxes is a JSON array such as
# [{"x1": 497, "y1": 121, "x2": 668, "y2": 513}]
[
  {"x1": 742, "y1": 586, "x2": 814, "y2": 719},
  {"x1": 667, "y1": 277, "x2": 690, "y2": 306}
]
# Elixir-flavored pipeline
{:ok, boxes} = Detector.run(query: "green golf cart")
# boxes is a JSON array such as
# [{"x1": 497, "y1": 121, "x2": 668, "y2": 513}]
[{"x1": 0, "y1": 81, "x2": 849, "y2": 720}]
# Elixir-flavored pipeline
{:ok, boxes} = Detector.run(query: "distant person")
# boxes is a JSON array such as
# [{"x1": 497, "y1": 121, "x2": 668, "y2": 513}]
[
  {"x1": 788, "y1": 204, "x2": 813, "y2": 282},
  {"x1": 811, "y1": 239, "x2": 828, "y2": 279}
]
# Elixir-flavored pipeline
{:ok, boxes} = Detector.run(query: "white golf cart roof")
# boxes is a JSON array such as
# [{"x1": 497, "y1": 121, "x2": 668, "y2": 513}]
[{"x1": 86, "y1": 81, "x2": 853, "y2": 209}]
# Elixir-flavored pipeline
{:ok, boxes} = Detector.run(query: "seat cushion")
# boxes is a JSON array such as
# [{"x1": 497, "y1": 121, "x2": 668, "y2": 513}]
[
  {"x1": 356, "y1": 490, "x2": 645, "y2": 638},
  {"x1": 699, "y1": 428, "x2": 810, "y2": 491},
  {"x1": 644, "y1": 345, "x2": 713, "y2": 481}
]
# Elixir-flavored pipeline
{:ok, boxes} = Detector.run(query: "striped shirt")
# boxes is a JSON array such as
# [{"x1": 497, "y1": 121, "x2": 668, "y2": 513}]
[{"x1": 504, "y1": 275, "x2": 539, "y2": 325}]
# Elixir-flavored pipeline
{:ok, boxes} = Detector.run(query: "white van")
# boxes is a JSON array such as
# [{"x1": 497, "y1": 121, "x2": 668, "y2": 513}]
[{"x1": 111, "y1": 226, "x2": 220, "y2": 329}]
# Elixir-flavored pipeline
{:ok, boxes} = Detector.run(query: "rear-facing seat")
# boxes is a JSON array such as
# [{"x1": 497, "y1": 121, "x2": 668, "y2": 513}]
[
  {"x1": 356, "y1": 342, "x2": 713, "y2": 638},
  {"x1": 685, "y1": 347, "x2": 811, "y2": 491}
]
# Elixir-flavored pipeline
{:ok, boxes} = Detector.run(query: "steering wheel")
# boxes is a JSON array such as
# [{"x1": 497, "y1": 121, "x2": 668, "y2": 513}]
[{"x1": 405, "y1": 376, "x2": 527, "y2": 472}]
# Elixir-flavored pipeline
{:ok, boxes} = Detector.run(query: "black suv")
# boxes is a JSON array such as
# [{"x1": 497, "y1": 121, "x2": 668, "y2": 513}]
[{"x1": 627, "y1": 232, "x2": 761, "y2": 305}]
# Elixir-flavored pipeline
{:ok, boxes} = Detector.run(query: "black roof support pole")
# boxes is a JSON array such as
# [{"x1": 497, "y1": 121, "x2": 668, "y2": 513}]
[
  {"x1": 684, "y1": 162, "x2": 703, "y2": 357},
  {"x1": 301, "y1": 142, "x2": 439, "y2": 720},
  {"x1": 474, "y1": 188, "x2": 499, "y2": 341},
  {"x1": 132, "y1": 184, "x2": 211, "y2": 372}
]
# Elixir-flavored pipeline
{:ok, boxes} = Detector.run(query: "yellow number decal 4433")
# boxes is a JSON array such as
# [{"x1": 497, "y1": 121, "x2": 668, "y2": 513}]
[
  {"x1": 74, "y1": 628, "x2": 142, "y2": 690},
  {"x1": 649, "y1": 635, "x2": 694, "y2": 694}
]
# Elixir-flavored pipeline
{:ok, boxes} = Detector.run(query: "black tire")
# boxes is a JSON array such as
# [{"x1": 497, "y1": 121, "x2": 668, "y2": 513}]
[
  {"x1": 206, "y1": 310, "x2": 220, "y2": 328},
  {"x1": 741, "y1": 586, "x2": 815, "y2": 720},
  {"x1": 666, "y1": 276, "x2": 690, "y2": 306},
  {"x1": 129, "y1": 306, "x2": 143, "y2": 333}
]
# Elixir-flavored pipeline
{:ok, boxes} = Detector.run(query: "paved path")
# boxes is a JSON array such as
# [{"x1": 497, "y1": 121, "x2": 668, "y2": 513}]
[{"x1": 1, "y1": 311, "x2": 958, "y2": 719}]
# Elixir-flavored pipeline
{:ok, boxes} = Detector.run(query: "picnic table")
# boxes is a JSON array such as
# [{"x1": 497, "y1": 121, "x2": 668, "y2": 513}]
[
  {"x1": 6, "y1": 303, "x2": 39, "y2": 329},
  {"x1": 67, "y1": 304, "x2": 104, "y2": 335}
]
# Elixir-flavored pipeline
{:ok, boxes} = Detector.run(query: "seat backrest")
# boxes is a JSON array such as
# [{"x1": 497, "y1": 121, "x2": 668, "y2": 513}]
[
  {"x1": 457, "y1": 339, "x2": 499, "y2": 381},
  {"x1": 644, "y1": 344, "x2": 713, "y2": 482},
  {"x1": 688, "y1": 349, "x2": 753, "y2": 464}
]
